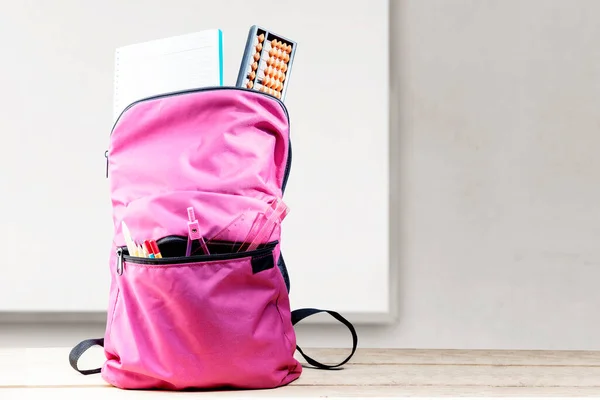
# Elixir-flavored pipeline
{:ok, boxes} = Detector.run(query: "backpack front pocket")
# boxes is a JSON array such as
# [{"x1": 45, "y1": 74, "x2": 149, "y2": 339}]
[{"x1": 102, "y1": 241, "x2": 301, "y2": 390}]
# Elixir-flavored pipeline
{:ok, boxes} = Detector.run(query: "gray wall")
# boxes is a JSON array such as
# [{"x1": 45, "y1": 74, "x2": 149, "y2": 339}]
[{"x1": 3, "y1": 0, "x2": 600, "y2": 350}]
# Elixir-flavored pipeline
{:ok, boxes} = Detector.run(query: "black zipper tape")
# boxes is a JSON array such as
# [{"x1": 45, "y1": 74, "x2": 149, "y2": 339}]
[{"x1": 117, "y1": 240, "x2": 277, "y2": 270}]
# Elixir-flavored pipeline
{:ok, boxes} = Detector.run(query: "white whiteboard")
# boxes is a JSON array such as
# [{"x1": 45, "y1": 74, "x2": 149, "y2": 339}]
[{"x1": 0, "y1": 0, "x2": 389, "y2": 320}]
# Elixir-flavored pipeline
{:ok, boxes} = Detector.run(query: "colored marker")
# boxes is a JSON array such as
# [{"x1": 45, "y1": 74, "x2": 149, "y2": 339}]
[
  {"x1": 150, "y1": 240, "x2": 162, "y2": 258},
  {"x1": 143, "y1": 240, "x2": 155, "y2": 258}
]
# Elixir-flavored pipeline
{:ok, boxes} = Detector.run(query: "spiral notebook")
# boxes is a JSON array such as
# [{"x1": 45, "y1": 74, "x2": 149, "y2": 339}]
[{"x1": 113, "y1": 29, "x2": 223, "y2": 121}]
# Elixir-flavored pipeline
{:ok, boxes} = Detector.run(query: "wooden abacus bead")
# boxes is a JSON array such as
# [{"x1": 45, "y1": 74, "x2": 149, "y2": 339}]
[{"x1": 258, "y1": 33, "x2": 265, "y2": 43}]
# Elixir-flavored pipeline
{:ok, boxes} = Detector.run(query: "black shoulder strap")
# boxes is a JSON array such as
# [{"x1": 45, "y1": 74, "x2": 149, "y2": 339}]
[
  {"x1": 291, "y1": 308, "x2": 358, "y2": 369},
  {"x1": 69, "y1": 310, "x2": 357, "y2": 374},
  {"x1": 69, "y1": 338, "x2": 104, "y2": 375}
]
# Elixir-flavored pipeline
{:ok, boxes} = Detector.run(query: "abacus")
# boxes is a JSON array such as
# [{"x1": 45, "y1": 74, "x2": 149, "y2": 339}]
[{"x1": 236, "y1": 25, "x2": 296, "y2": 102}]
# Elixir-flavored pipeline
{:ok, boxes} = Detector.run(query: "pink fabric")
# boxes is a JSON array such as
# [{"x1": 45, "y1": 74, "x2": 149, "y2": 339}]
[
  {"x1": 102, "y1": 89, "x2": 301, "y2": 389},
  {"x1": 108, "y1": 89, "x2": 289, "y2": 245}
]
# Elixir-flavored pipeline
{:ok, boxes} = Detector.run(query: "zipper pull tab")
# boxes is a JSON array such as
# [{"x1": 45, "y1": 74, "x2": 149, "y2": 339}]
[
  {"x1": 116, "y1": 248, "x2": 124, "y2": 275},
  {"x1": 105, "y1": 150, "x2": 109, "y2": 178}
]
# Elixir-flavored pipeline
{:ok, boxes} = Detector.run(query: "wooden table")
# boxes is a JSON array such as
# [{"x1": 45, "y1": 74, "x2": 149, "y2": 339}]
[{"x1": 2, "y1": 347, "x2": 600, "y2": 398}]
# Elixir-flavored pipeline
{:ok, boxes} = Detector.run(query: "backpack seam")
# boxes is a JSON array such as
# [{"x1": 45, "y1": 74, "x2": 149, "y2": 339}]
[
  {"x1": 275, "y1": 296, "x2": 294, "y2": 352},
  {"x1": 106, "y1": 287, "x2": 120, "y2": 339}
]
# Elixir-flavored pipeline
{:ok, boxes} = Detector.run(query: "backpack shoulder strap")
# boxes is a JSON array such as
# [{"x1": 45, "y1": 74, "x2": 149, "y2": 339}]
[
  {"x1": 70, "y1": 310, "x2": 358, "y2": 375},
  {"x1": 291, "y1": 308, "x2": 358, "y2": 369},
  {"x1": 68, "y1": 338, "x2": 104, "y2": 375}
]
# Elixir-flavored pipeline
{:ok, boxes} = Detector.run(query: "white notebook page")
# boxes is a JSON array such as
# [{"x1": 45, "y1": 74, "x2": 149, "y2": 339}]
[{"x1": 113, "y1": 29, "x2": 223, "y2": 121}]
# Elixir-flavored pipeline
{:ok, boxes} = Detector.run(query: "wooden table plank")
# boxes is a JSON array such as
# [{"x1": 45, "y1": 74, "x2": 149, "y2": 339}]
[
  {"x1": 298, "y1": 364, "x2": 600, "y2": 387},
  {"x1": 4, "y1": 385, "x2": 600, "y2": 398},
  {"x1": 301, "y1": 348, "x2": 600, "y2": 366},
  {"x1": 4, "y1": 347, "x2": 600, "y2": 397}
]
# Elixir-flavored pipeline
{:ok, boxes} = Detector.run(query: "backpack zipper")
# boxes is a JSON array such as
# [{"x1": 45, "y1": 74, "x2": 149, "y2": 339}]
[
  {"x1": 116, "y1": 248, "x2": 124, "y2": 275},
  {"x1": 105, "y1": 86, "x2": 292, "y2": 193},
  {"x1": 116, "y1": 240, "x2": 277, "y2": 274}
]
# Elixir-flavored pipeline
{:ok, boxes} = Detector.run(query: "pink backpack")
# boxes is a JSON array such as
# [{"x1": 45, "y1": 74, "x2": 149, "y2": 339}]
[{"x1": 69, "y1": 87, "x2": 357, "y2": 390}]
